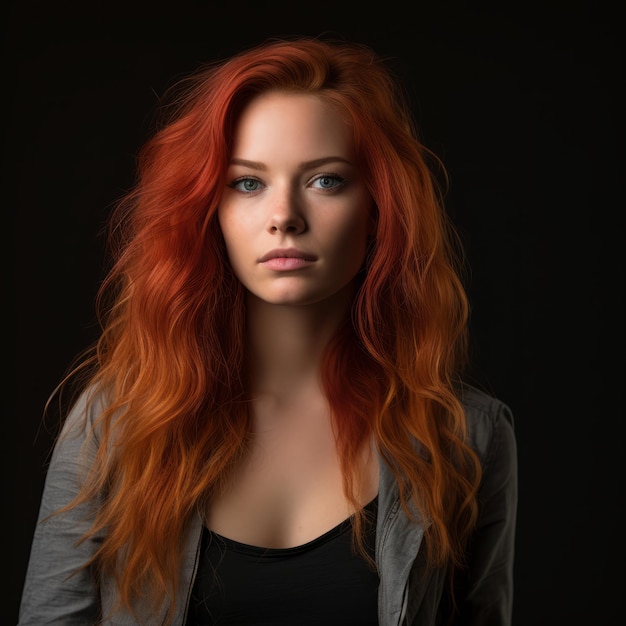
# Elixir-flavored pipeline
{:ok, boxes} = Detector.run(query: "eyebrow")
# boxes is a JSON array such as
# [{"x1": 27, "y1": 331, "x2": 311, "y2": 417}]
[{"x1": 229, "y1": 156, "x2": 353, "y2": 170}]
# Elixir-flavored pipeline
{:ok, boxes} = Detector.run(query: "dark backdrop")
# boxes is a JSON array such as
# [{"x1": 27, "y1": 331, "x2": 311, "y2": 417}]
[{"x1": 3, "y1": 1, "x2": 623, "y2": 624}]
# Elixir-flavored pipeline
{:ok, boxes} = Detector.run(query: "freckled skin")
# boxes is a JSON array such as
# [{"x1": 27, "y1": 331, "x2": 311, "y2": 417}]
[{"x1": 218, "y1": 91, "x2": 374, "y2": 307}]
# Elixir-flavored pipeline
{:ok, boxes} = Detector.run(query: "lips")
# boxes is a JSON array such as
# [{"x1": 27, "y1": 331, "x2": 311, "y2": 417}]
[
  {"x1": 258, "y1": 248, "x2": 317, "y2": 263},
  {"x1": 258, "y1": 248, "x2": 317, "y2": 271}
]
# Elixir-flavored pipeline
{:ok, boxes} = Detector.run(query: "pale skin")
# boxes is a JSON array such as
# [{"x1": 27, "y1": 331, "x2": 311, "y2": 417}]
[{"x1": 207, "y1": 91, "x2": 379, "y2": 548}]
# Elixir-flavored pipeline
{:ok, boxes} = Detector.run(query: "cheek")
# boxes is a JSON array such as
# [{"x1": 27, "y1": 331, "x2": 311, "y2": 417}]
[
  {"x1": 333, "y1": 211, "x2": 370, "y2": 268},
  {"x1": 217, "y1": 210, "x2": 245, "y2": 270},
  {"x1": 217, "y1": 207, "x2": 232, "y2": 239},
  {"x1": 347, "y1": 195, "x2": 374, "y2": 252},
  {"x1": 216, "y1": 208, "x2": 229, "y2": 243},
  {"x1": 218, "y1": 208, "x2": 245, "y2": 247}
]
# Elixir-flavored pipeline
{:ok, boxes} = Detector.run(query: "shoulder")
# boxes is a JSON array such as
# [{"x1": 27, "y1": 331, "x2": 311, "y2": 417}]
[
  {"x1": 56, "y1": 383, "x2": 115, "y2": 448},
  {"x1": 457, "y1": 382, "x2": 517, "y2": 470}
]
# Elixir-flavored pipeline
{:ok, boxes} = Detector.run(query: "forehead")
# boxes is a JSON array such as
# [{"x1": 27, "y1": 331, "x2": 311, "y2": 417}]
[{"x1": 231, "y1": 91, "x2": 354, "y2": 161}]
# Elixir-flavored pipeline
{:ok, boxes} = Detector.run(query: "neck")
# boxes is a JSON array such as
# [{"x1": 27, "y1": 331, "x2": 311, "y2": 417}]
[{"x1": 245, "y1": 289, "x2": 351, "y2": 398}]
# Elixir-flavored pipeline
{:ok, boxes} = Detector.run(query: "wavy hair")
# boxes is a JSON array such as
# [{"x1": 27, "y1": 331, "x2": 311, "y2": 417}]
[{"x1": 54, "y1": 36, "x2": 481, "y2": 621}]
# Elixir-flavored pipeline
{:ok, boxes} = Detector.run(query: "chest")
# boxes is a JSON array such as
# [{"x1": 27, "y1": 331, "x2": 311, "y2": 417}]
[
  {"x1": 205, "y1": 402, "x2": 378, "y2": 548},
  {"x1": 187, "y1": 497, "x2": 380, "y2": 626}
]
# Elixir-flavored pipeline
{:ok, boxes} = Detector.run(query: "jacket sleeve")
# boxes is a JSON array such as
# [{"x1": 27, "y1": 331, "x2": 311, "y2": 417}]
[
  {"x1": 18, "y1": 392, "x2": 104, "y2": 625},
  {"x1": 449, "y1": 395, "x2": 518, "y2": 626}
]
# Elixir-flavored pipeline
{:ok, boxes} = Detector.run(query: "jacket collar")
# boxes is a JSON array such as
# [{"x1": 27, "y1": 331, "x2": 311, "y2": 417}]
[{"x1": 376, "y1": 450, "x2": 428, "y2": 626}]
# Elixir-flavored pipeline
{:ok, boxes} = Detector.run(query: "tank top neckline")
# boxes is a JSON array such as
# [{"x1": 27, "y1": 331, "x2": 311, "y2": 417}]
[{"x1": 204, "y1": 494, "x2": 378, "y2": 557}]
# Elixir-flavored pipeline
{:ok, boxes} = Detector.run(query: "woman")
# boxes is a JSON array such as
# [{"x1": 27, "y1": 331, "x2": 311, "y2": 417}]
[{"x1": 18, "y1": 36, "x2": 517, "y2": 625}]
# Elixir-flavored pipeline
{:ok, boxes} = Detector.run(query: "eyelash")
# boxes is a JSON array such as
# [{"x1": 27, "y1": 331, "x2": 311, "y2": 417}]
[
  {"x1": 227, "y1": 176, "x2": 263, "y2": 193},
  {"x1": 311, "y1": 173, "x2": 347, "y2": 190},
  {"x1": 227, "y1": 173, "x2": 347, "y2": 193}
]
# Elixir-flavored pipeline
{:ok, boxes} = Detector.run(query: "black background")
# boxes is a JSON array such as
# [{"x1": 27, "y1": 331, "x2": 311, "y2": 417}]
[{"x1": 3, "y1": 1, "x2": 623, "y2": 624}]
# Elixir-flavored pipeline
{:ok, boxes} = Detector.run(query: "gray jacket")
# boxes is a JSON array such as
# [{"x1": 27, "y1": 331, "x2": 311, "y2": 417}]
[{"x1": 18, "y1": 383, "x2": 517, "y2": 625}]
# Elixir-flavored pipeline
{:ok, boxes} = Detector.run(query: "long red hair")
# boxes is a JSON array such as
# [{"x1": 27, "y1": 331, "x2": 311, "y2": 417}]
[{"x1": 55, "y1": 36, "x2": 481, "y2": 620}]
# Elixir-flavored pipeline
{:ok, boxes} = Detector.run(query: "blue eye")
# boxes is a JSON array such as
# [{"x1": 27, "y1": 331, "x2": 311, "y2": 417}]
[
  {"x1": 228, "y1": 177, "x2": 263, "y2": 193},
  {"x1": 311, "y1": 174, "x2": 346, "y2": 190}
]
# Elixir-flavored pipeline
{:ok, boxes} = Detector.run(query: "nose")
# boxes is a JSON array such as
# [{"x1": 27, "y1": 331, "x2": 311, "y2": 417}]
[{"x1": 267, "y1": 188, "x2": 306, "y2": 235}]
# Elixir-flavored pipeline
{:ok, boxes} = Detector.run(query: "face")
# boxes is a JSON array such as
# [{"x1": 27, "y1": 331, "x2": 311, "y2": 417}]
[{"x1": 218, "y1": 91, "x2": 373, "y2": 308}]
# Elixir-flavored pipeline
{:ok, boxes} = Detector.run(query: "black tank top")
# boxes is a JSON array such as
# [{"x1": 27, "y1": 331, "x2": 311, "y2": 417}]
[{"x1": 185, "y1": 497, "x2": 379, "y2": 625}]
